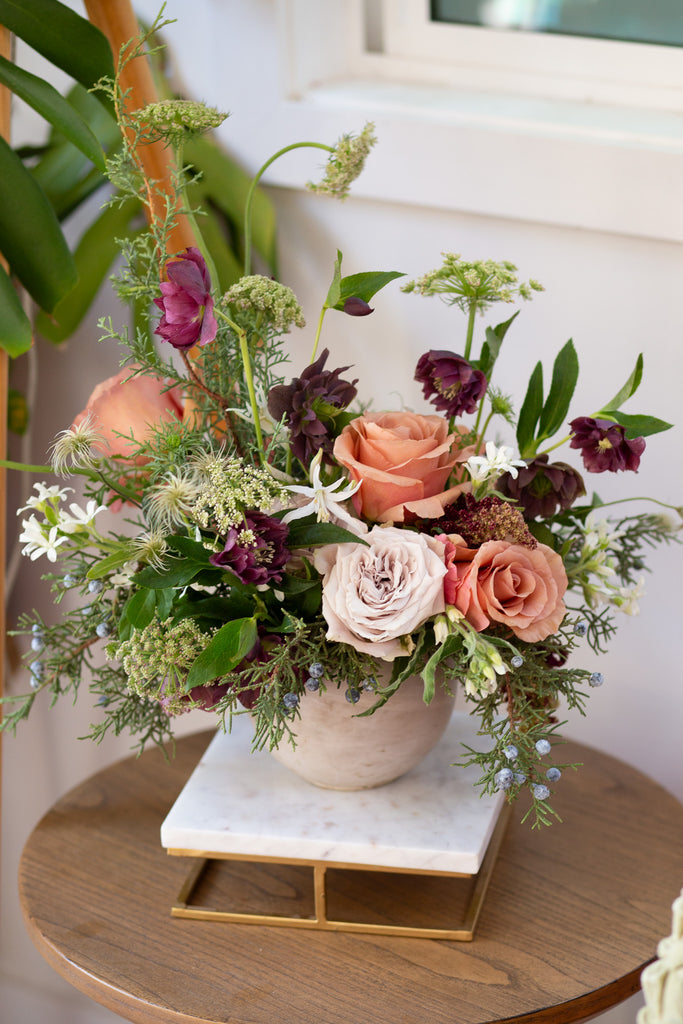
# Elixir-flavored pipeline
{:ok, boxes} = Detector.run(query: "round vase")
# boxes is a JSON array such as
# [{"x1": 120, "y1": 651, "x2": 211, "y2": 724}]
[{"x1": 270, "y1": 672, "x2": 455, "y2": 790}]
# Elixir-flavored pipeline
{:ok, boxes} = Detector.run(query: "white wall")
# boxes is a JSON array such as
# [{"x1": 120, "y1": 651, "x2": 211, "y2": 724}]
[{"x1": 3, "y1": 2, "x2": 682, "y2": 1021}]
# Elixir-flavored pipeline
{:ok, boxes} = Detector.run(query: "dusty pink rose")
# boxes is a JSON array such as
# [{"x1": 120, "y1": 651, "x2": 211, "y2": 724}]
[
  {"x1": 442, "y1": 538, "x2": 568, "y2": 642},
  {"x1": 313, "y1": 526, "x2": 447, "y2": 660},
  {"x1": 71, "y1": 367, "x2": 184, "y2": 458},
  {"x1": 333, "y1": 411, "x2": 473, "y2": 523}
]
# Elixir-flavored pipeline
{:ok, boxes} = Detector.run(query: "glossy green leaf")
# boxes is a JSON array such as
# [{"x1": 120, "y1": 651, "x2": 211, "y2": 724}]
[
  {"x1": 285, "y1": 516, "x2": 368, "y2": 549},
  {"x1": 478, "y1": 311, "x2": 519, "y2": 378},
  {"x1": 599, "y1": 353, "x2": 644, "y2": 413},
  {"x1": 324, "y1": 250, "x2": 343, "y2": 310},
  {"x1": 86, "y1": 546, "x2": 137, "y2": 581},
  {"x1": 0, "y1": 263, "x2": 32, "y2": 356},
  {"x1": 134, "y1": 559, "x2": 204, "y2": 590},
  {"x1": 35, "y1": 198, "x2": 140, "y2": 343},
  {"x1": 334, "y1": 270, "x2": 405, "y2": 308},
  {"x1": 123, "y1": 588, "x2": 157, "y2": 631},
  {"x1": 0, "y1": 0, "x2": 114, "y2": 91},
  {"x1": 0, "y1": 136, "x2": 77, "y2": 311},
  {"x1": 601, "y1": 411, "x2": 672, "y2": 438},
  {"x1": 0, "y1": 54, "x2": 105, "y2": 170},
  {"x1": 516, "y1": 360, "x2": 544, "y2": 457},
  {"x1": 185, "y1": 616, "x2": 258, "y2": 690},
  {"x1": 538, "y1": 339, "x2": 579, "y2": 440}
]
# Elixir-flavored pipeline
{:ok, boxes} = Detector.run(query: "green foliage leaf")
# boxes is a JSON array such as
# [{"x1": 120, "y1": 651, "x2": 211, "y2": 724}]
[
  {"x1": 167, "y1": 534, "x2": 212, "y2": 563},
  {"x1": 0, "y1": 264, "x2": 32, "y2": 356},
  {"x1": 324, "y1": 250, "x2": 343, "y2": 309},
  {"x1": 285, "y1": 516, "x2": 368, "y2": 549},
  {"x1": 0, "y1": 54, "x2": 105, "y2": 171},
  {"x1": 599, "y1": 353, "x2": 644, "y2": 413},
  {"x1": 123, "y1": 588, "x2": 157, "y2": 631},
  {"x1": 0, "y1": 0, "x2": 115, "y2": 91},
  {"x1": 35, "y1": 198, "x2": 140, "y2": 343},
  {"x1": 516, "y1": 361, "x2": 544, "y2": 457},
  {"x1": 478, "y1": 311, "x2": 519, "y2": 378},
  {"x1": 333, "y1": 270, "x2": 405, "y2": 309},
  {"x1": 133, "y1": 559, "x2": 204, "y2": 590},
  {"x1": 86, "y1": 546, "x2": 137, "y2": 580},
  {"x1": 185, "y1": 616, "x2": 258, "y2": 689},
  {"x1": 538, "y1": 339, "x2": 579, "y2": 440},
  {"x1": 0, "y1": 136, "x2": 77, "y2": 312},
  {"x1": 602, "y1": 411, "x2": 673, "y2": 438}
]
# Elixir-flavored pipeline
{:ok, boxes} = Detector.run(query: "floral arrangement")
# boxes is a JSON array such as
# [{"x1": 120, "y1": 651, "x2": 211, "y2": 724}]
[{"x1": 3, "y1": 22, "x2": 680, "y2": 827}]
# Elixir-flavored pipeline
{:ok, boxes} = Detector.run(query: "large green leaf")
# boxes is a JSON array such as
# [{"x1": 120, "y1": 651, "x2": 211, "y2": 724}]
[
  {"x1": 602, "y1": 411, "x2": 672, "y2": 438},
  {"x1": 0, "y1": 264, "x2": 32, "y2": 356},
  {"x1": 538, "y1": 339, "x2": 579, "y2": 440},
  {"x1": 599, "y1": 353, "x2": 644, "y2": 413},
  {"x1": 0, "y1": 54, "x2": 105, "y2": 170},
  {"x1": 0, "y1": 0, "x2": 114, "y2": 91},
  {"x1": 185, "y1": 616, "x2": 258, "y2": 690},
  {"x1": 516, "y1": 360, "x2": 544, "y2": 457},
  {"x1": 35, "y1": 197, "x2": 140, "y2": 343},
  {"x1": 478, "y1": 311, "x2": 519, "y2": 378},
  {"x1": 335, "y1": 270, "x2": 405, "y2": 308},
  {"x1": 0, "y1": 136, "x2": 77, "y2": 311}
]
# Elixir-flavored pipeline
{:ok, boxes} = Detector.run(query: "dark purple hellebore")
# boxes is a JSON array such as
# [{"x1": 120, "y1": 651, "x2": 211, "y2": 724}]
[
  {"x1": 266, "y1": 348, "x2": 358, "y2": 465},
  {"x1": 209, "y1": 511, "x2": 290, "y2": 585},
  {"x1": 342, "y1": 296, "x2": 374, "y2": 316},
  {"x1": 415, "y1": 350, "x2": 487, "y2": 418},
  {"x1": 569, "y1": 417, "x2": 646, "y2": 473},
  {"x1": 154, "y1": 247, "x2": 218, "y2": 350},
  {"x1": 497, "y1": 454, "x2": 586, "y2": 519}
]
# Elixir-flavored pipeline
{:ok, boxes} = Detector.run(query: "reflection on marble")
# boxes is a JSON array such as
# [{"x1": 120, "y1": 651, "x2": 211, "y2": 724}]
[{"x1": 161, "y1": 712, "x2": 504, "y2": 875}]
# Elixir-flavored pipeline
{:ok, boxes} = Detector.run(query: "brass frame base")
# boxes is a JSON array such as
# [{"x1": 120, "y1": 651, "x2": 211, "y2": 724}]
[{"x1": 168, "y1": 804, "x2": 509, "y2": 941}]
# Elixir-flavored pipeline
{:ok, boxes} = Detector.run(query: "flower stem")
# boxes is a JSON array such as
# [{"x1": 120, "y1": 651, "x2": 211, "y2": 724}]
[
  {"x1": 243, "y1": 141, "x2": 334, "y2": 276},
  {"x1": 463, "y1": 302, "x2": 477, "y2": 361},
  {"x1": 310, "y1": 306, "x2": 327, "y2": 364},
  {"x1": 217, "y1": 310, "x2": 265, "y2": 463}
]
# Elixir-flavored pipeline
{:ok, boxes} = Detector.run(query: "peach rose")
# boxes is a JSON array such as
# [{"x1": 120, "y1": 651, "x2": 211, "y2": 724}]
[
  {"x1": 72, "y1": 367, "x2": 184, "y2": 458},
  {"x1": 444, "y1": 538, "x2": 568, "y2": 642},
  {"x1": 333, "y1": 411, "x2": 472, "y2": 523},
  {"x1": 312, "y1": 526, "x2": 447, "y2": 660}
]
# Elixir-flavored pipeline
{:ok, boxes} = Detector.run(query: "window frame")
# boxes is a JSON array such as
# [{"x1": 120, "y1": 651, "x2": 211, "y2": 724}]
[{"x1": 217, "y1": 0, "x2": 683, "y2": 245}]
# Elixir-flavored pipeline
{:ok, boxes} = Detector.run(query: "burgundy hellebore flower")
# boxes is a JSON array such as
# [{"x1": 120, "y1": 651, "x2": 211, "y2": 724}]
[
  {"x1": 342, "y1": 296, "x2": 373, "y2": 316},
  {"x1": 209, "y1": 511, "x2": 290, "y2": 585},
  {"x1": 569, "y1": 416, "x2": 646, "y2": 473},
  {"x1": 497, "y1": 454, "x2": 586, "y2": 519},
  {"x1": 154, "y1": 247, "x2": 218, "y2": 350},
  {"x1": 267, "y1": 348, "x2": 358, "y2": 465},
  {"x1": 415, "y1": 350, "x2": 487, "y2": 418}
]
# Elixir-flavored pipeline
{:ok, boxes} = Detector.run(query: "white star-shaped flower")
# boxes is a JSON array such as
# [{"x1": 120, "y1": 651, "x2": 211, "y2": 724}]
[
  {"x1": 465, "y1": 442, "x2": 526, "y2": 484},
  {"x1": 282, "y1": 451, "x2": 366, "y2": 534},
  {"x1": 57, "y1": 500, "x2": 107, "y2": 534},
  {"x1": 16, "y1": 482, "x2": 72, "y2": 515},
  {"x1": 18, "y1": 515, "x2": 68, "y2": 562}
]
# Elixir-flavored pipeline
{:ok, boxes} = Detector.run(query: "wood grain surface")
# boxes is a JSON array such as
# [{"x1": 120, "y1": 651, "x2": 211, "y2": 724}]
[{"x1": 18, "y1": 731, "x2": 683, "y2": 1024}]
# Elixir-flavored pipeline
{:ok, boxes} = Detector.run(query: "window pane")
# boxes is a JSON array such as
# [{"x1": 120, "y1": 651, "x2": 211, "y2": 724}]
[{"x1": 431, "y1": 0, "x2": 683, "y2": 47}]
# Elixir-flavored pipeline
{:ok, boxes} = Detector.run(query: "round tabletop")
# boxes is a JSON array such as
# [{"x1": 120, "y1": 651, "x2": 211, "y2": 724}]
[{"x1": 18, "y1": 731, "x2": 683, "y2": 1024}]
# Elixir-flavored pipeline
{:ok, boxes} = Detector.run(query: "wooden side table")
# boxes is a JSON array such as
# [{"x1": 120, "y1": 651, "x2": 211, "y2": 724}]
[{"x1": 18, "y1": 731, "x2": 683, "y2": 1024}]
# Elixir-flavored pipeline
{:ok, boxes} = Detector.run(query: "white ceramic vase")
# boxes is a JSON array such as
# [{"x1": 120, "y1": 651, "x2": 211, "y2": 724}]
[{"x1": 270, "y1": 672, "x2": 455, "y2": 790}]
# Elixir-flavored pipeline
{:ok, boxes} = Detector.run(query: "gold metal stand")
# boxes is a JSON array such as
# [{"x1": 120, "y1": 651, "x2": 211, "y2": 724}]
[{"x1": 167, "y1": 804, "x2": 509, "y2": 941}]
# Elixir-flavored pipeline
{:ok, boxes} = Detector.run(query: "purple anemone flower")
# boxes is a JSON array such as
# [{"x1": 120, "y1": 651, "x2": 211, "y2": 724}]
[
  {"x1": 154, "y1": 247, "x2": 217, "y2": 350},
  {"x1": 497, "y1": 454, "x2": 586, "y2": 519},
  {"x1": 569, "y1": 417, "x2": 645, "y2": 473},
  {"x1": 209, "y1": 511, "x2": 290, "y2": 585},
  {"x1": 415, "y1": 350, "x2": 487, "y2": 418},
  {"x1": 267, "y1": 348, "x2": 358, "y2": 465}
]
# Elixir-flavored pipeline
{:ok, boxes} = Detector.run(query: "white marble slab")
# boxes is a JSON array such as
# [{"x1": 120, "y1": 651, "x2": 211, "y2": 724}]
[{"x1": 160, "y1": 712, "x2": 504, "y2": 875}]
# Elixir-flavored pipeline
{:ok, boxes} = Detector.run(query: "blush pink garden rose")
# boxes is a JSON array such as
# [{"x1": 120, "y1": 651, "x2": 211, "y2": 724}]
[
  {"x1": 438, "y1": 535, "x2": 568, "y2": 643},
  {"x1": 313, "y1": 526, "x2": 447, "y2": 660},
  {"x1": 71, "y1": 367, "x2": 184, "y2": 458},
  {"x1": 333, "y1": 411, "x2": 473, "y2": 523}
]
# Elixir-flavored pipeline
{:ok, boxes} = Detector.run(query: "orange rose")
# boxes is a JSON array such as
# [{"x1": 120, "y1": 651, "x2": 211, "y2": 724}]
[
  {"x1": 446, "y1": 538, "x2": 568, "y2": 642},
  {"x1": 333, "y1": 411, "x2": 471, "y2": 523},
  {"x1": 72, "y1": 367, "x2": 184, "y2": 458}
]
